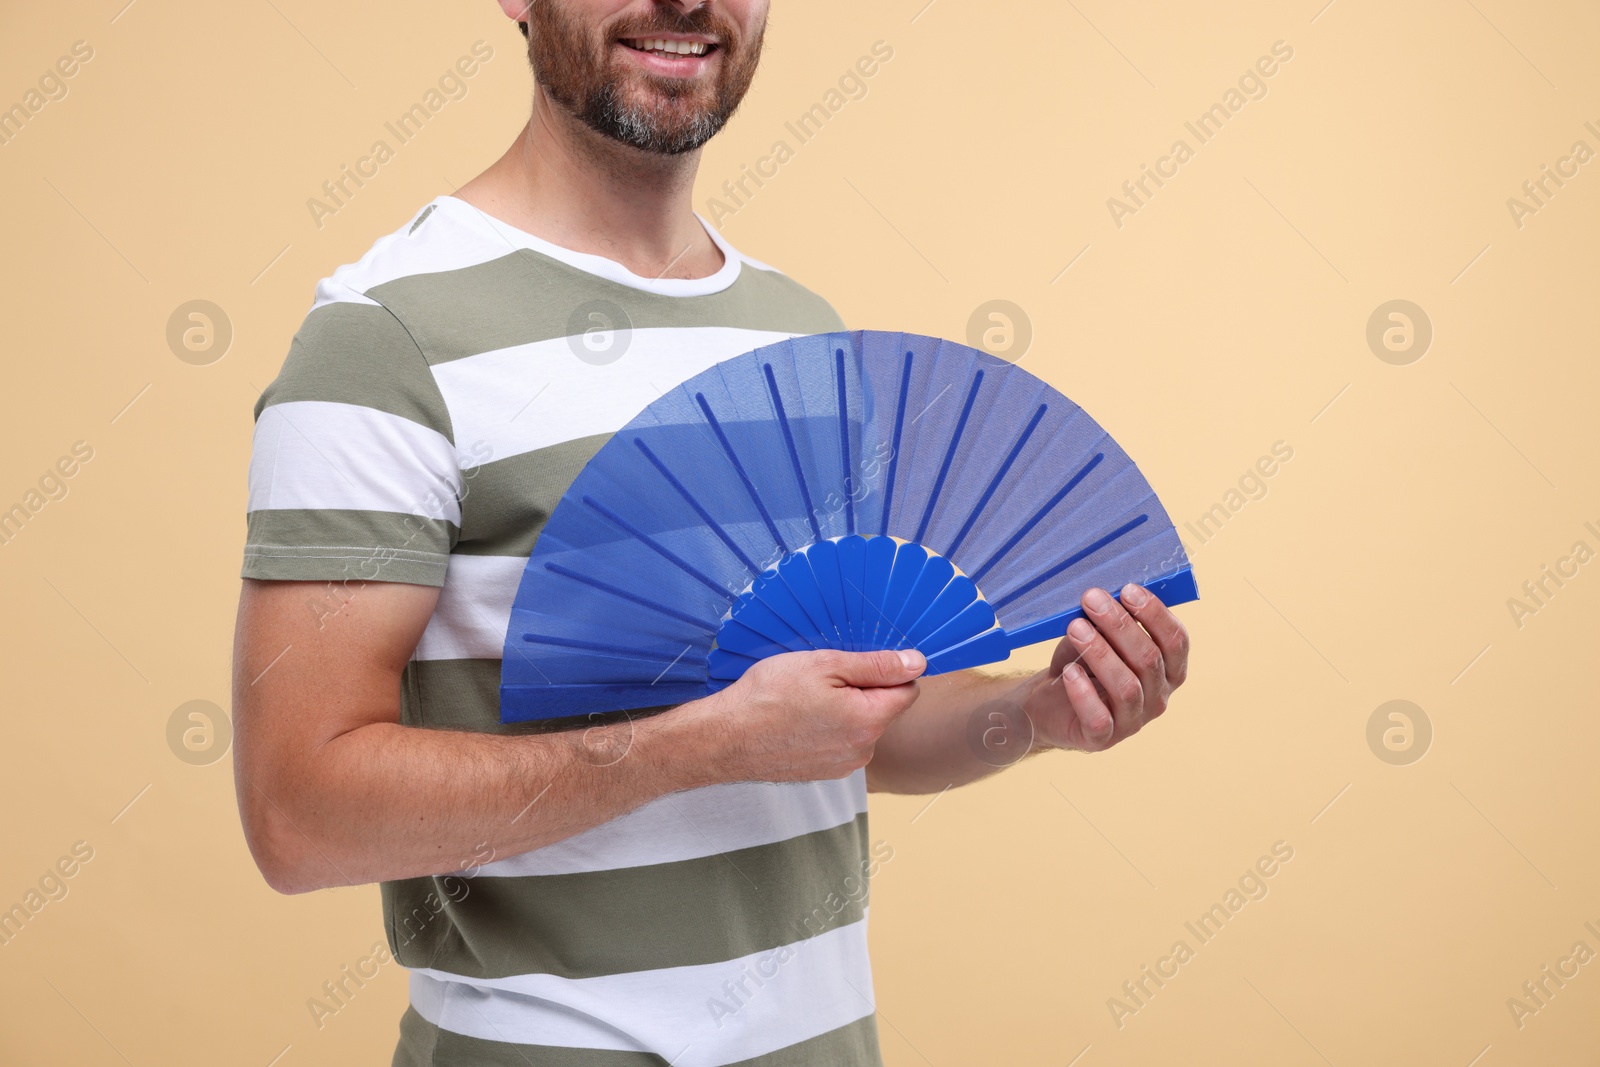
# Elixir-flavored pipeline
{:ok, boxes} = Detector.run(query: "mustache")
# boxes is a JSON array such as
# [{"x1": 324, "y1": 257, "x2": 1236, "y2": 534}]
[{"x1": 609, "y1": 8, "x2": 737, "y2": 43}]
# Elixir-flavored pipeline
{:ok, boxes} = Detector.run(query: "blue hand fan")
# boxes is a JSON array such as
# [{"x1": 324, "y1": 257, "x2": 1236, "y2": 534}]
[{"x1": 500, "y1": 330, "x2": 1197, "y2": 723}]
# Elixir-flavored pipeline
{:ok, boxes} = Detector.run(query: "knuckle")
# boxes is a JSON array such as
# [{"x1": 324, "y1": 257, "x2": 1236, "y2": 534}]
[
  {"x1": 1136, "y1": 645, "x2": 1164, "y2": 674},
  {"x1": 811, "y1": 649, "x2": 847, "y2": 672},
  {"x1": 1114, "y1": 679, "x2": 1143, "y2": 708}
]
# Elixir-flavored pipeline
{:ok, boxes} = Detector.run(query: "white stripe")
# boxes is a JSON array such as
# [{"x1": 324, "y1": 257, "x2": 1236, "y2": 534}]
[
  {"x1": 413, "y1": 524, "x2": 769, "y2": 663},
  {"x1": 476, "y1": 772, "x2": 867, "y2": 877},
  {"x1": 414, "y1": 553, "x2": 524, "y2": 660},
  {"x1": 408, "y1": 913, "x2": 875, "y2": 1064},
  {"x1": 310, "y1": 197, "x2": 760, "y2": 306},
  {"x1": 308, "y1": 277, "x2": 380, "y2": 312},
  {"x1": 247, "y1": 401, "x2": 461, "y2": 524},
  {"x1": 431, "y1": 327, "x2": 798, "y2": 464},
  {"x1": 440, "y1": 196, "x2": 747, "y2": 298},
  {"x1": 311, "y1": 199, "x2": 515, "y2": 309}
]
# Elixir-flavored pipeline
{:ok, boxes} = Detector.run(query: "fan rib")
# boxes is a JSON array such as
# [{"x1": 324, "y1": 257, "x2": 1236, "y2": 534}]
[
  {"x1": 971, "y1": 451, "x2": 1105, "y2": 585},
  {"x1": 695, "y1": 394, "x2": 789, "y2": 556},
  {"x1": 914, "y1": 370, "x2": 986, "y2": 544},
  {"x1": 992, "y1": 513, "x2": 1151, "y2": 611},
  {"x1": 835, "y1": 348, "x2": 855, "y2": 534},
  {"x1": 632, "y1": 437, "x2": 760, "y2": 574},
  {"x1": 762, "y1": 363, "x2": 822, "y2": 543},
  {"x1": 543, "y1": 561, "x2": 711, "y2": 631},
  {"x1": 878, "y1": 351, "x2": 914, "y2": 536},
  {"x1": 580, "y1": 496, "x2": 735, "y2": 602},
  {"x1": 945, "y1": 402, "x2": 1049, "y2": 559}
]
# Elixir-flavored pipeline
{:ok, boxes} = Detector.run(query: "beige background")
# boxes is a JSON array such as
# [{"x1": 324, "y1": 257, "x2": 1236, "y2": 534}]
[{"x1": 2, "y1": 0, "x2": 1597, "y2": 1063}]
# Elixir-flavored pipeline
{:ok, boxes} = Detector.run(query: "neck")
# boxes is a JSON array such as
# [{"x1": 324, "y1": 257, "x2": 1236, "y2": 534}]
[{"x1": 454, "y1": 89, "x2": 723, "y2": 281}]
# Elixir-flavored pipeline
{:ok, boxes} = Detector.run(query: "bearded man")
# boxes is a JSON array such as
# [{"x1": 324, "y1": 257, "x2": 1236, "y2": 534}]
[{"x1": 231, "y1": 3, "x2": 1191, "y2": 1063}]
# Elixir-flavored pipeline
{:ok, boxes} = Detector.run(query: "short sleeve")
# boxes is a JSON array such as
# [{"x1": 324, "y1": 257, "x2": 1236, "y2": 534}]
[{"x1": 242, "y1": 280, "x2": 460, "y2": 587}]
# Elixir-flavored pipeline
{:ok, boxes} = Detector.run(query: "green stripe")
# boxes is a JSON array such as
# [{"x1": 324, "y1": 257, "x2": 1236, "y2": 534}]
[
  {"x1": 454, "y1": 434, "x2": 608, "y2": 557},
  {"x1": 242, "y1": 508, "x2": 454, "y2": 587},
  {"x1": 254, "y1": 301, "x2": 455, "y2": 444},
  {"x1": 393, "y1": 1007, "x2": 881, "y2": 1067},
  {"x1": 382, "y1": 812, "x2": 872, "y2": 980},
  {"x1": 370, "y1": 250, "x2": 845, "y2": 366},
  {"x1": 402, "y1": 657, "x2": 671, "y2": 735}
]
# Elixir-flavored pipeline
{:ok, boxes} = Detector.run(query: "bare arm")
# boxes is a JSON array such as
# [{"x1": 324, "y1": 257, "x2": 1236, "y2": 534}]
[{"x1": 232, "y1": 578, "x2": 926, "y2": 894}]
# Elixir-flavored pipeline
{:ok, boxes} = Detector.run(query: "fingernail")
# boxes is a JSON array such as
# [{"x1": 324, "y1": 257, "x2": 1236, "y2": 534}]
[
  {"x1": 898, "y1": 649, "x2": 925, "y2": 671},
  {"x1": 1084, "y1": 587, "x2": 1114, "y2": 614},
  {"x1": 1068, "y1": 618, "x2": 1094, "y2": 642},
  {"x1": 1121, "y1": 583, "x2": 1148, "y2": 608},
  {"x1": 1063, "y1": 662, "x2": 1083, "y2": 682}
]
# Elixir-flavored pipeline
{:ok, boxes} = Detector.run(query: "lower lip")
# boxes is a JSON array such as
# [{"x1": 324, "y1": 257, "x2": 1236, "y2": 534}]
[{"x1": 615, "y1": 42, "x2": 718, "y2": 76}]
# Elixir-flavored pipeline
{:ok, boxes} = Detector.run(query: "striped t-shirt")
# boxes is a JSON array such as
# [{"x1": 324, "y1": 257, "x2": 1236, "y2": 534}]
[{"x1": 242, "y1": 194, "x2": 890, "y2": 1066}]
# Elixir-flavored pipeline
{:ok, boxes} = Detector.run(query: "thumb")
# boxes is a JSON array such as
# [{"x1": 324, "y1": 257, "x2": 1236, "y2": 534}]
[{"x1": 827, "y1": 648, "x2": 927, "y2": 689}]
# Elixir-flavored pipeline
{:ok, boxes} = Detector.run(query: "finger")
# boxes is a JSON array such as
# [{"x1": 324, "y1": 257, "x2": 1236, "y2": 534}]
[
  {"x1": 1059, "y1": 660, "x2": 1114, "y2": 748},
  {"x1": 1066, "y1": 614, "x2": 1144, "y2": 733},
  {"x1": 1082, "y1": 587, "x2": 1166, "y2": 708},
  {"x1": 856, "y1": 680, "x2": 922, "y2": 722},
  {"x1": 822, "y1": 648, "x2": 927, "y2": 689},
  {"x1": 1119, "y1": 583, "x2": 1189, "y2": 689}
]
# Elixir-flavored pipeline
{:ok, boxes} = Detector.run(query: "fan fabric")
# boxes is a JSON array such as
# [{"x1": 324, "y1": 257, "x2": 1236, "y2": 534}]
[{"x1": 501, "y1": 330, "x2": 1197, "y2": 722}]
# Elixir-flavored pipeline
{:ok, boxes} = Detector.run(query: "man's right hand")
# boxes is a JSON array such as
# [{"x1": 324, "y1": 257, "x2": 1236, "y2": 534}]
[
  {"x1": 233, "y1": 575, "x2": 927, "y2": 894},
  {"x1": 687, "y1": 648, "x2": 927, "y2": 784}
]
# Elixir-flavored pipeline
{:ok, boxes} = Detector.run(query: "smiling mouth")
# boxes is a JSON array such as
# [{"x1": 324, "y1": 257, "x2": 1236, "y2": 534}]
[{"x1": 620, "y1": 37, "x2": 717, "y2": 58}]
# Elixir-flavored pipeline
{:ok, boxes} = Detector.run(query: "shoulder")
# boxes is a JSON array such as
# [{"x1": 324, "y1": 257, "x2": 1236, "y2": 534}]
[
  {"x1": 309, "y1": 196, "x2": 507, "y2": 313},
  {"x1": 255, "y1": 199, "x2": 468, "y2": 434}
]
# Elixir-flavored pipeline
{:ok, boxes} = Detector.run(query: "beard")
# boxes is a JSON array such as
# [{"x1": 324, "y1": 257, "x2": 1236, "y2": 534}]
[{"x1": 528, "y1": 2, "x2": 765, "y2": 155}]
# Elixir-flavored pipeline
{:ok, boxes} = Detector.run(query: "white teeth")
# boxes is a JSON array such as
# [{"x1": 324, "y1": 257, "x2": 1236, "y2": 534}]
[{"x1": 631, "y1": 38, "x2": 708, "y2": 56}]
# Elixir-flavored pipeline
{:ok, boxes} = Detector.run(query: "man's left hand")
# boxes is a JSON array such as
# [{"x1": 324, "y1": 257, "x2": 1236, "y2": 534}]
[{"x1": 1023, "y1": 583, "x2": 1191, "y2": 753}]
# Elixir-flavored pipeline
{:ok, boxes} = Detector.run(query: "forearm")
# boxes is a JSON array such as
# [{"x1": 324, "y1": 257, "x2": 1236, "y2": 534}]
[
  {"x1": 864, "y1": 666, "x2": 1054, "y2": 794},
  {"x1": 240, "y1": 702, "x2": 719, "y2": 894}
]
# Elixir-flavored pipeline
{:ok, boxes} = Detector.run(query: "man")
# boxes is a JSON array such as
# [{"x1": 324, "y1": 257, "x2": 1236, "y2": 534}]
[{"x1": 231, "y1": 1, "x2": 1191, "y2": 1063}]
